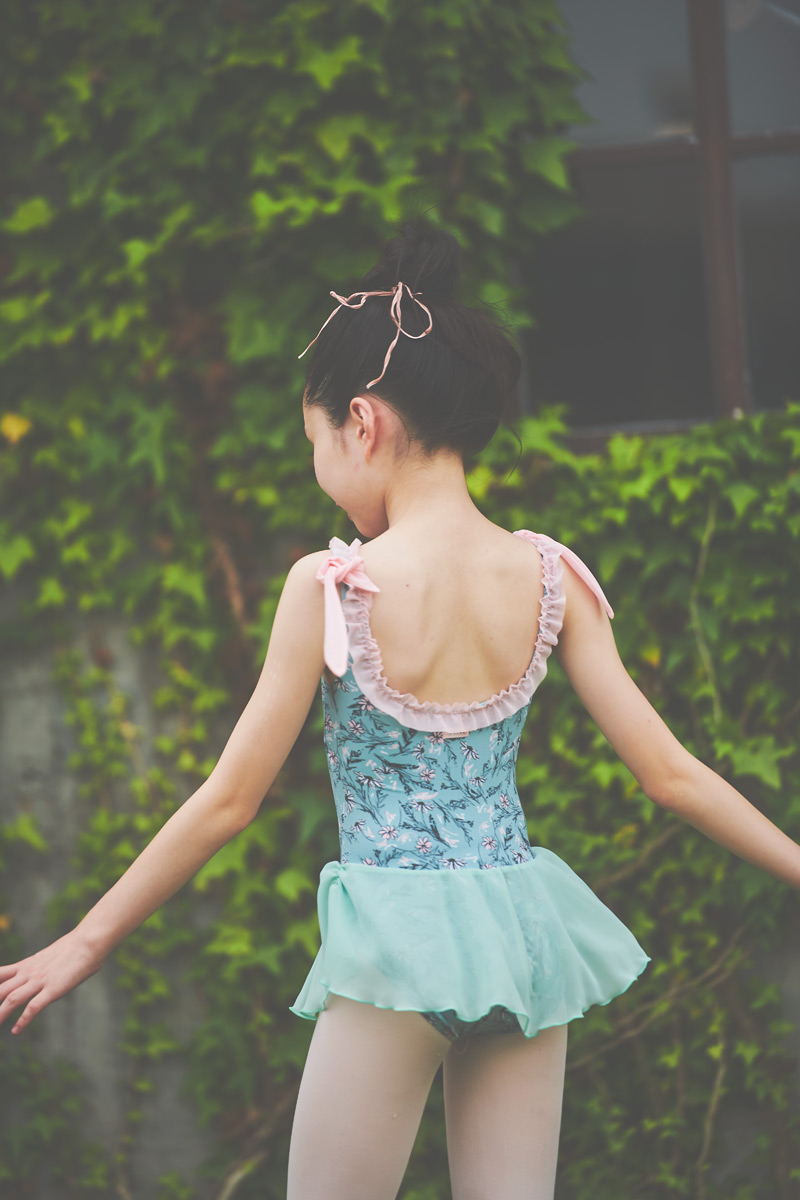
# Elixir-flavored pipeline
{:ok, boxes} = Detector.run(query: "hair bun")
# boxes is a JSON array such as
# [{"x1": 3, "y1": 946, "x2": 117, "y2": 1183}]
[
  {"x1": 302, "y1": 214, "x2": 520, "y2": 458},
  {"x1": 359, "y1": 216, "x2": 461, "y2": 303}
]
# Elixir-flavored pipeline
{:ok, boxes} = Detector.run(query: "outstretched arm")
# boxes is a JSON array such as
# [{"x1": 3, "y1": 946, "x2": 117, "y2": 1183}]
[
  {"x1": 555, "y1": 559, "x2": 800, "y2": 891},
  {"x1": 0, "y1": 550, "x2": 329, "y2": 1034}
]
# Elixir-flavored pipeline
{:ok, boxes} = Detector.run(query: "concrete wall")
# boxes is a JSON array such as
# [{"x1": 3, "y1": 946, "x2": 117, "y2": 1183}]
[{"x1": 0, "y1": 621, "x2": 222, "y2": 1198}]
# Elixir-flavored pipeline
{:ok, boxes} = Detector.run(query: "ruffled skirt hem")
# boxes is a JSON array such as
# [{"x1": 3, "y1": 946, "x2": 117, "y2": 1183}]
[
  {"x1": 290, "y1": 850, "x2": 652, "y2": 1039},
  {"x1": 290, "y1": 956, "x2": 651, "y2": 1040}
]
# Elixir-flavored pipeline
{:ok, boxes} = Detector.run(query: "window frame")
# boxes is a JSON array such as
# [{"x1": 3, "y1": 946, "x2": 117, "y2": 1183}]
[{"x1": 517, "y1": 0, "x2": 800, "y2": 439}]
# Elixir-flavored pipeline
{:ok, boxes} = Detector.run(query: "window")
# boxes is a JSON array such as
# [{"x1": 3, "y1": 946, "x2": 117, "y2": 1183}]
[{"x1": 517, "y1": 0, "x2": 800, "y2": 434}]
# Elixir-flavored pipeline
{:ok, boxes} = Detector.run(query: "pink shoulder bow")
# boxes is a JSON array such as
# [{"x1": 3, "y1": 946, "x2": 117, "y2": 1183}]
[
  {"x1": 316, "y1": 537, "x2": 380, "y2": 677},
  {"x1": 535, "y1": 533, "x2": 614, "y2": 619}
]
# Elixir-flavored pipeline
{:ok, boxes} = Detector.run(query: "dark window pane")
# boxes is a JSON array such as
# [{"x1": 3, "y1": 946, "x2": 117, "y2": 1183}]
[
  {"x1": 725, "y1": 0, "x2": 800, "y2": 135},
  {"x1": 559, "y1": 0, "x2": 694, "y2": 148},
  {"x1": 523, "y1": 160, "x2": 715, "y2": 429},
  {"x1": 734, "y1": 153, "x2": 800, "y2": 411}
]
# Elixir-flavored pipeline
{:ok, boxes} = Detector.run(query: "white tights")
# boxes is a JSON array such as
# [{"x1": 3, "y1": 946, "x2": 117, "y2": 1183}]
[{"x1": 286, "y1": 993, "x2": 568, "y2": 1200}]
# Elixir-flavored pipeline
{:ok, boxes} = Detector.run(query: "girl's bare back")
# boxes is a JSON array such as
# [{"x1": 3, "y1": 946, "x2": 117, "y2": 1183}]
[
  {"x1": 323, "y1": 521, "x2": 546, "y2": 707},
  {"x1": 353, "y1": 522, "x2": 546, "y2": 707}
]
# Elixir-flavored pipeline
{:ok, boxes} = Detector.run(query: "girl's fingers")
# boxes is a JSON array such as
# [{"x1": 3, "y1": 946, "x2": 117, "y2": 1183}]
[
  {"x1": 0, "y1": 979, "x2": 44, "y2": 1029},
  {"x1": 0, "y1": 964, "x2": 21, "y2": 981},
  {"x1": 0, "y1": 971, "x2": 26, "y2": 1001},
  {"x1": 10, "y1": 989, "x2": 48, "y2": 1034}
]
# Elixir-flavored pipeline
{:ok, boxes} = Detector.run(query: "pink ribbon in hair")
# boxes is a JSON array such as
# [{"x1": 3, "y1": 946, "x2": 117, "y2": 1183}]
[
  {"x1": 297, "y1": 281, "x2": 434, "y2": 388},
  {"x1": 316, "y1": 539, "x2": 380, "y2": 677}
]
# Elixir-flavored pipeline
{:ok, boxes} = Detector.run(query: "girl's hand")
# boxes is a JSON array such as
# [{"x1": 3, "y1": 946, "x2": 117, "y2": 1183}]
[{"x1": 0, "y1": 930, "x2": 105, "y2": 1035}]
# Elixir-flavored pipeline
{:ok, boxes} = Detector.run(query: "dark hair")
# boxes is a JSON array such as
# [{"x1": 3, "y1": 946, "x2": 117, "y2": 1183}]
[{"x1": 301, "y1": 216, "x2": 521, "y2": 458}]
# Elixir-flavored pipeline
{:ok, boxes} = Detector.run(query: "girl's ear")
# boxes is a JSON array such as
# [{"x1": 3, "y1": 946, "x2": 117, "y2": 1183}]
[
  {"x1": 349, "y1": 394, "x2": 373, "y2": 421},
  {"x1": 349, "y1": 395, "x2": 377, "y2": 443}
]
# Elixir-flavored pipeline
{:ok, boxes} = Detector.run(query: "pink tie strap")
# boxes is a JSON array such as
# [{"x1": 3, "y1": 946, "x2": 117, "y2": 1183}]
[
  {"x1": 535, "y1": 534, "x2": 614, "y2": 618},
  {"x1": 316, "y1": 538, "x2": 380, "y2": 677},
  {"x1": 298, "y1": 281, "x2": 434, "y2": 388}
]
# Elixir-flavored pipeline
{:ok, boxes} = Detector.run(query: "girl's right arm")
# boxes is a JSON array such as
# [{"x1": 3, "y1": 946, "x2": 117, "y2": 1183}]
[
  {"x1": 0, "y1": 550, "x2": 330, "y2": 1035},
  {"x1": 555, "y1": 560, "x2": 800, "y2": 891}
]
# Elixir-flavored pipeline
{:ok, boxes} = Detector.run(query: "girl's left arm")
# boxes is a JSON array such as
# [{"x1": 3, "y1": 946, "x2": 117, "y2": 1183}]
[
  {"x1": 556, "y1": 560, "x2": 800, "y2": 891},
  {"x1": 0, "y1": 551, "x2": 329, "y2": 1033}
]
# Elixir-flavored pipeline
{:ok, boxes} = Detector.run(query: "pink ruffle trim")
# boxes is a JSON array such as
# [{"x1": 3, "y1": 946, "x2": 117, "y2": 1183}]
[
  {"x1": 342, "y1": 530, "x2": 565, "y2": 732},
  {"x1": 318, "y1": 529, "x2": 612, "y2": 733}
]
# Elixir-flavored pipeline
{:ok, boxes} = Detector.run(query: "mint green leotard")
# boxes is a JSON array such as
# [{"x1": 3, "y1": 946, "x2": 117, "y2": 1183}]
[{"x1": 290, "y1": 530, "x2": 651, "y2": 1042}]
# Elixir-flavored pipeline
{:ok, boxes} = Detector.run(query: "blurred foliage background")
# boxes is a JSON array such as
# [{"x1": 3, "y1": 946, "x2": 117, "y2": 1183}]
[{"x1": 1, "y1": 0, "x2": 799, "y2": 1197}]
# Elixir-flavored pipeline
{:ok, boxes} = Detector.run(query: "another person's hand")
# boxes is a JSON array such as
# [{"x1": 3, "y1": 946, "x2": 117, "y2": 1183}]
[{"x1": 0, "y1": 930, "x2": 105, "y2": 1035}]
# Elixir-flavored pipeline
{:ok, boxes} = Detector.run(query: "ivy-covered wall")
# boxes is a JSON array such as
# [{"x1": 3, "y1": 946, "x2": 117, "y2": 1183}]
[
  {"x1": 3, "y1": 404, "x2": 799, "y2": 1199},
  {"x1": 2, "y1": 1, "x2": 800, "y2": 1197}
]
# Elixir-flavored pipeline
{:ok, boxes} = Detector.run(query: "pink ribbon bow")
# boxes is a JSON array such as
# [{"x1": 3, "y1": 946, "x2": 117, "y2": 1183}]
[
  {"x1": 316, "y1": 538, "x2": 381, "y2": 677},
  {"x1": 298, "y1": 281, "x2": 434, "y2": 388}
]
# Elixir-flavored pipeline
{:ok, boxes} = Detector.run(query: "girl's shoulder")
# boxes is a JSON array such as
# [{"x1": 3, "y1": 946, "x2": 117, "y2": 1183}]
[{"x1": 287, "y1": 547, "x2": 334, "y2": 581}]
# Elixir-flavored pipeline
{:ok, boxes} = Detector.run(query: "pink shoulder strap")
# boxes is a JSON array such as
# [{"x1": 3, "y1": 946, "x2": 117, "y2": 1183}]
[
  {"x1": 315, "y1": 537, "x2": 380, "y2": 676},
  {"x1": 515, "y1": 530, "x2": 614, "y2": 619},
  {"x1": 317, "y1": 530, "x2": 612, "y2": 679}
]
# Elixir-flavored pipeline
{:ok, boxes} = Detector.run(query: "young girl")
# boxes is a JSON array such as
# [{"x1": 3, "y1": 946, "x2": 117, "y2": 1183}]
[{"x1": 1, "y1": 219, "x2": 798, "y2": 1200}]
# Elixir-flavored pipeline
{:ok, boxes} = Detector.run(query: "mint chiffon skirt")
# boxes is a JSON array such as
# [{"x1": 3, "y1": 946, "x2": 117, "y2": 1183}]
[{"x1": 290, "y1": 848, "x2": 651, "y2": 1038}]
